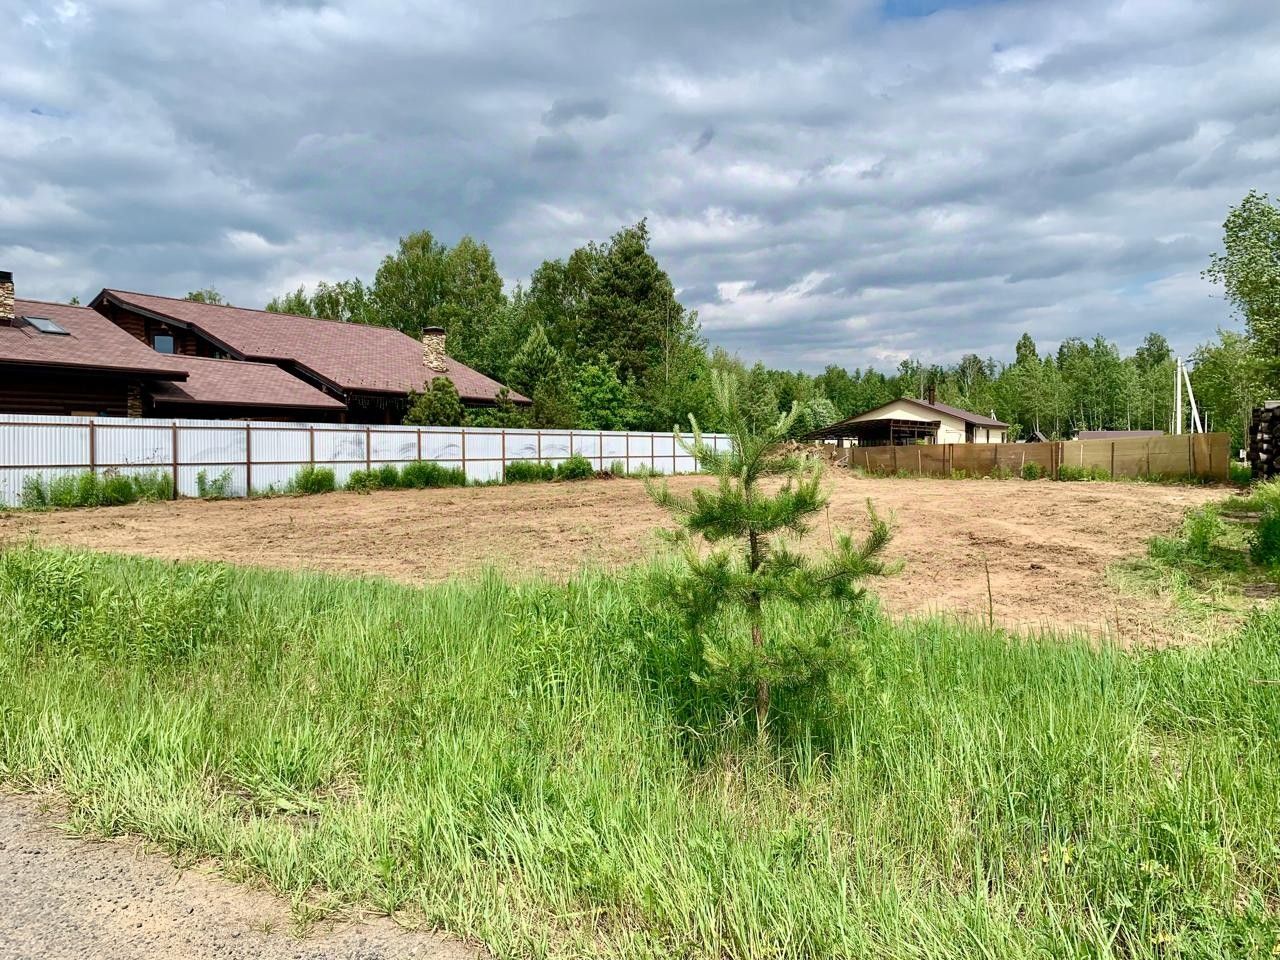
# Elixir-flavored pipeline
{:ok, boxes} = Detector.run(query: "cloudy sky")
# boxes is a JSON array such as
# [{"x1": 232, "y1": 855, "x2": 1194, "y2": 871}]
[{"x1": 3, "y1": 0, "x2": 1277, "y2": 372}]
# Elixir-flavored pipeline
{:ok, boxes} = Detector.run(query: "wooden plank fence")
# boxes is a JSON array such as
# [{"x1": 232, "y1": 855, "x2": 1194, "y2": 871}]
[{"x1": 838, "y1": 433, "x2": 1229, "y2": 482}]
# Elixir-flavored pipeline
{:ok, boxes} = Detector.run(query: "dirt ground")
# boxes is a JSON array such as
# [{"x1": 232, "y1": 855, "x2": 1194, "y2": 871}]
[
  {"x1": 0, "y1": 790, "x2": 477, "y2": 960},
  {"x1": 0, "y1": 474, "x2": 1230, "y2": 645}
]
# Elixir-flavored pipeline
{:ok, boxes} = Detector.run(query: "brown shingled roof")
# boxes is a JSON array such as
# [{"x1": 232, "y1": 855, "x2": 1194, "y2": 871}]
[
  {"x1": 1, "y1": 300, "x2": 185, "y2": 380},
  {"x1": 93, "y1": 290, "x2": 528, "y2": 404},
  {"x1": 149, "y1": 356, "x2": 346, "y2": 411}
]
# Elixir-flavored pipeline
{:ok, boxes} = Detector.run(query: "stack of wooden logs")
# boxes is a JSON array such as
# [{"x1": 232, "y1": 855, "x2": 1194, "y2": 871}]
[{"x1": 1250, "y1": 402, "x2": 1280, "y2": 480}]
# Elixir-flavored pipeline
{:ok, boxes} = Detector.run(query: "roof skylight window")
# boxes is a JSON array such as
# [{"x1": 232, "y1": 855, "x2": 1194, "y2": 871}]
[{"x1": 21, "y1": 315, "x2": 69, "y2": 335}]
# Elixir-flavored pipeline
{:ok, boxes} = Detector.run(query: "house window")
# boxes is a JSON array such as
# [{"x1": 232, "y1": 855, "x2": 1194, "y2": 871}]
[{"x1": 152, "y1": 334, "x2": 176, "y2": 354}]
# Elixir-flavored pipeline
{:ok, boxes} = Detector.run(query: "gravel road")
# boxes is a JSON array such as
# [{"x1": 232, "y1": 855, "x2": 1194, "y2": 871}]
[{"x1": 0, "y1": 792, "x2": 478, "y2": 960}]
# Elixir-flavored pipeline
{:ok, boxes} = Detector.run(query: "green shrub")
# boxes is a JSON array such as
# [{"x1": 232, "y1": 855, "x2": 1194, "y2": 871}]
[
  {"x1": 196, "y1": 468, "x2": 234, "y2": 500},
  {"x1": 1020, "y1": 462, "x2": 1046, "y2": 481},
  {"x1": 610, "y1": 460, "x2": 627, "y2": 476},
  {"x1": 400, "y1": 461, "x2": 467, "y2": 488},
  {"x1": 555, "y1": 453, "x2": 595, "y2": 481},
  {"x1": 344, "y1": 469, "x2": 376, "y2": 492},
  {"x1": 376, "y1": 464, "x2": 402, "y2": 489},
  {"x1": 99, "y1": 474, "x2": 138, "y2": 506},
  {"x1": 504, "y1": 460, "x2": 556, "y2": 483},
  {"x1": 286, "y1": 465, "x2": 337, "y2": 495}
]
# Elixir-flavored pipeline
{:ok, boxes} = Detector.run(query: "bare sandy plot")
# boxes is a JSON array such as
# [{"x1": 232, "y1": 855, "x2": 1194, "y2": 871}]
[{"x1": 0, "y1": 475, "x2": 1229, "y2": 644}]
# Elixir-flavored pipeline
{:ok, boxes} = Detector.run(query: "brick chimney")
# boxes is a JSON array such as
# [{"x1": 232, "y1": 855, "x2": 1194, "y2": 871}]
[
  {"x1": 0, "y1": 271, "x2": 13, "y2": 327},
  {"x1": 421, "y1": 326, "x2": 448, "y2": 373},
  {"x1": 926, "y1": 381, "x2": 937, "y2": 406}
]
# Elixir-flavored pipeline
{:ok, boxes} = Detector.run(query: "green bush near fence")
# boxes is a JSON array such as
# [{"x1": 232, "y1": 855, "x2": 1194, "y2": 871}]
[
  {"x1": 503, "y1": 455, "x2": 597, "y2": 483},
  {"x1": 400, "y1": 460, "x2": 468, "y2": 489},
  {"x1": 504, "y1": 460, "x2": 557, "y2": 483},
  {"x1": 554, "y1": 453, "x2": 596, "y2": 481},
  {"x1": 285, "y1": 465, "x2": 337, "y2": 496},
  {"x1": 1020, "y1": 462, "x2": 1046, "y2": 480},
  {"x1": 346, "y1": 461, "x2": 468, "y2": 493},
  {"x1": 19, "y1": 470, "x2": 174, "y2": 510}
]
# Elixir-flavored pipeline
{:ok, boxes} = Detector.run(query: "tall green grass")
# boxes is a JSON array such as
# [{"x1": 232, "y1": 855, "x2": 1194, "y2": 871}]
[{"x1": 1, "y1": 546, "x2": 1279, "y2": 958}]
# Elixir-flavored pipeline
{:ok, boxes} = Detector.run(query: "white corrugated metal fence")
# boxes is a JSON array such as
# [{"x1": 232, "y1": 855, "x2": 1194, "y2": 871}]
[{"x1": 0, "y1": 414, "x2": 728, "y2": 506}]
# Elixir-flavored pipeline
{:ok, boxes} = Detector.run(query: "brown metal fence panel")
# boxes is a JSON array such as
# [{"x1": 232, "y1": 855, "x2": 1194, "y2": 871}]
[
  {"x1": 839, "y1": 434, "x2": 1230, "y2": 482},
  {"x1": 996, "y1": 442, "x2": 1056, "y2": 475}
]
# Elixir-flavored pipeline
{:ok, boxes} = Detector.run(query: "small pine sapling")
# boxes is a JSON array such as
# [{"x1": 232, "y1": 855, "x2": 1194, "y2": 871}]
[{"x1": 648, "y1": 371, "x2": 891, "y2": 737}]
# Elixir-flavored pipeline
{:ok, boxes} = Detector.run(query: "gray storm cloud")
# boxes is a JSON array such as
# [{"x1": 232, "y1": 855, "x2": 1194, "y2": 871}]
[{"x1": 2, "y1": 0, "x2": 1276, "y2": 370}]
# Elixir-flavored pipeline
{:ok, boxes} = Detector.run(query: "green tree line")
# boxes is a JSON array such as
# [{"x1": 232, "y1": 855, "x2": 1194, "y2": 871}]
[{"x1": 262, "y1": 194, "x2": 1278, "y2": 446}]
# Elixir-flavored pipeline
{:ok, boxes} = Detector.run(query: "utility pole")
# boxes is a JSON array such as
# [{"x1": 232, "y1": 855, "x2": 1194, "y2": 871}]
[{"x1": 1174, "y1": 358, "x2": 1183, "y2": 435}]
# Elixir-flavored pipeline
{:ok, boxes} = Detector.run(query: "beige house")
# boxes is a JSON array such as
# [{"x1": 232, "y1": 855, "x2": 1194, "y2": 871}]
[{"x1": 803, "y1": 397, "x2": 1009, "y2": 446}]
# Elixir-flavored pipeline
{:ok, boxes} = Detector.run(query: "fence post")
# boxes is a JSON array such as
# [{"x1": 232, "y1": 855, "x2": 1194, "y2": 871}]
[
  {"x1": 625, "y1": 432, "x2": 631, "y2": 474},
  {"x1": 416, "y1": 428, "x2": 422, "y2": 463},
  {"x1": 245, "y1": 423, "x2": 253, "y2": 496},
  {"x1": 171, "y1": 422, "x2": 179, "y2": 499},
  {"x1": 1110, "y1": 441, "x2": 1115, "y2": 478},
  {"x1": 1188, "y1": 434, "x2": 1195, "y2": 479},
  {"x1": 537, "y1": 429, "x2": 542, "y2": 464},
  {"x1": 461, "y1": 429, "x2": 467, "y2": 480},
  {"x1": 309, "y1": 425, "x2": 316, "y2": 465},
  {"x1": 651, "y1": 432, "x2": 656, "y2": 473},
  {"x1": 500, "y1": 429, "x2": 507, "y2": 482},
  {"x1": 88, "y1": 420, "x2": 96, "y2": 477},
  {"x1": 598, "y1": 430, "x2": 604, "y2": 472}
]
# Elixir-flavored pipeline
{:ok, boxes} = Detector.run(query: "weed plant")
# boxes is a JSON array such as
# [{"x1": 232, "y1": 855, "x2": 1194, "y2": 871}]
[{"x1": 196, "y1": 468, "x2": 235, "y2": 500}]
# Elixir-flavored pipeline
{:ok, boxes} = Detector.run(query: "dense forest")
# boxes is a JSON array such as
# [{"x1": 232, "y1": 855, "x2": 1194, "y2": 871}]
[{"x1": 254, "y1": 192, "x2": 1278, "y2": 448}]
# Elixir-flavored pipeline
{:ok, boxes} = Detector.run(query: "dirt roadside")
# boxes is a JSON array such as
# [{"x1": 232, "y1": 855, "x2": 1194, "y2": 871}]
[
  {"x1": 0, "y1": 791, "x2": 477, "y2": 960},
  {"x1": 0, "y1": 473, "x2": 1229, "y2": 645}
]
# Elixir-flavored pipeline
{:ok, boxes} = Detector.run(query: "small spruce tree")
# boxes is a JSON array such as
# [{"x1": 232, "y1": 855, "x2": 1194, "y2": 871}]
[
  {"x1": 649, "y1": 370, "x2": 890, "y2": 737},
  {"x1": 404, "y1": 376, "x2": 464, "y2": 426}
]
